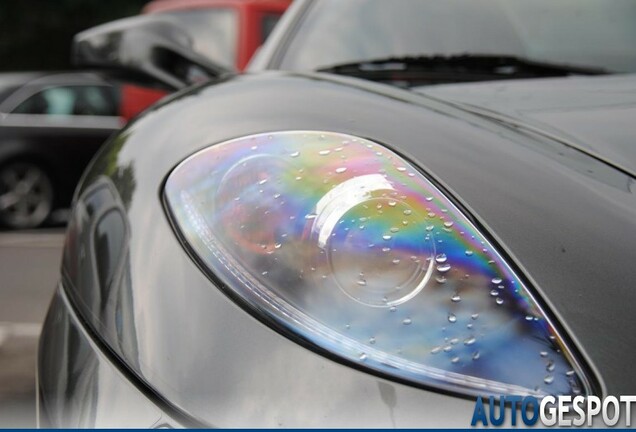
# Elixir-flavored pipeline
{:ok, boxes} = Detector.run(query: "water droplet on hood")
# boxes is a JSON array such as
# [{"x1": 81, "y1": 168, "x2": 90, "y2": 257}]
[{"x1": 448, "y1": 313, "x2": 457, "y2": 323}]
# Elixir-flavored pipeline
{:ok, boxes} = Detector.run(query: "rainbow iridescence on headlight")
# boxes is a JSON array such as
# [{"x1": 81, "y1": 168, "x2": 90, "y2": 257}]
[{"x1": 164, "y1": 131, "x2": 591, "y2": 397}]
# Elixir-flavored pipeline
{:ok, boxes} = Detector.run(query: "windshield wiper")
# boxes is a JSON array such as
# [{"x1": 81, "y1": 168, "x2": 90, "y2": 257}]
[{"x1": 317, "y1": 54, "x2": 608, "y2": 86}]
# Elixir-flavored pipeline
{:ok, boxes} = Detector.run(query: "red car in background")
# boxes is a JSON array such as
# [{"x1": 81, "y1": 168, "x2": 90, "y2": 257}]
[{"x1": 120, "y1": 0, "x2": 291, "y2": 120}]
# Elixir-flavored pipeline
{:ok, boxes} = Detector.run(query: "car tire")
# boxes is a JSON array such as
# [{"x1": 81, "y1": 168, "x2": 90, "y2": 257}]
[{"x1": 0, "y1": 161, "x2": 55, "y2": 229}]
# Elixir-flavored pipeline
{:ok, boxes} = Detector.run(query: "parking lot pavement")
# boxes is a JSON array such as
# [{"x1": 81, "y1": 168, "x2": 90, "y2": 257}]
[{"x1": 0, "y1": 229, "x2": 65, "y2": 427}]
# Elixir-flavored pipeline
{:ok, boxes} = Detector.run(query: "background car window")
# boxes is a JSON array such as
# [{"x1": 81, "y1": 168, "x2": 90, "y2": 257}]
[
  {"x1": 261, "y1": 13, "x2": 282, "y2": 43},
  {"x1": 12, "y1": 85, "x2": 117, "y2": 116},
  {"x1": 280, "y1": 0, "x2": 636, "y2": 73},
  {"x1": 161, "y1": 8, "x2": 238, "y2": 69}
]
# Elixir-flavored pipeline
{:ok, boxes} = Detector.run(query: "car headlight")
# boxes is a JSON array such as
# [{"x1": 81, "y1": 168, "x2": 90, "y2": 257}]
[{"x1": 164, "y1": 131, "x2": 592, "y2": 397}]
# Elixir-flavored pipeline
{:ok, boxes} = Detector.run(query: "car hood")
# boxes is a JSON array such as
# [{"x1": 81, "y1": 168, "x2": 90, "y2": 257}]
[{"x1": 414, "y1": 74, "x2": 636, "y2": 177}]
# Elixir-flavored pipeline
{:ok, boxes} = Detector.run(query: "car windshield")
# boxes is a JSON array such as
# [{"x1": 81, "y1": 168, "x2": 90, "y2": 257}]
[{"x1": 280, "y1": 0, "x2": 636, "y2": 74}]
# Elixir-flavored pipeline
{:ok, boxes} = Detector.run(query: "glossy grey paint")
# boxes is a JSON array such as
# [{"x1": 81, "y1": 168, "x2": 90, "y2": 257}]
[
  {"x1": 417, "y1": 74, "x2": 636, "y2": 178},
  {"x1": 38, "y1": 288, "x2": 175, "y2": 428},
  {"x1": 40, "y1": 71, "x2": 636, "y2": 426},
  {"x1": 73, "y1": 15, "x2": 232, "y2": 90}
]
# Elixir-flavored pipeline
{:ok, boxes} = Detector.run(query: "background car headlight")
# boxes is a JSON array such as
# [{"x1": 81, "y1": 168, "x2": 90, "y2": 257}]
[{"x1": 164, "y1": 130, "x2": 592, "y2": 397}]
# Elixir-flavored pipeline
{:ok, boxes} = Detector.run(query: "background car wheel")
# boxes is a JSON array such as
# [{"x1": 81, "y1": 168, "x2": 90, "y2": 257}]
[{"x1": 0, "y1": 161, "x2": 54, "y2": 229}]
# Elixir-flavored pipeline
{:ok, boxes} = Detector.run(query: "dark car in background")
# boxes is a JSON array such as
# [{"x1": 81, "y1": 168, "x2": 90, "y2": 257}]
[
  {"x1": 0, "y1": 1, "x2": 290, "y2": 230},
  {"x1": 0, "y1": 72, "x2": 123, "y2": 229},
  {"x1": 38, "y1": 0, "x2": 636, "y2": 427}
]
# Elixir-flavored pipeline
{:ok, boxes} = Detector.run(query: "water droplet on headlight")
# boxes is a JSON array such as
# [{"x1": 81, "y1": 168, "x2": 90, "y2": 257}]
[{"x1": 437, "y1": 263, "x2": 451, "y2": 272}]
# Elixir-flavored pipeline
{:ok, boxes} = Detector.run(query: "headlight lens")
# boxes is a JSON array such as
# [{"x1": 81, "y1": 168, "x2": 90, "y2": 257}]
[{"x1": 164, "y1": 131, "x2": 592, "y2": 397}]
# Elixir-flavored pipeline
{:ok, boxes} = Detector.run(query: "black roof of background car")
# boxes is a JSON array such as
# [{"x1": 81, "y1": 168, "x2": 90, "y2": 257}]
[{"x1": 0, "y1": 71, "x2": 114, "y2": 110}]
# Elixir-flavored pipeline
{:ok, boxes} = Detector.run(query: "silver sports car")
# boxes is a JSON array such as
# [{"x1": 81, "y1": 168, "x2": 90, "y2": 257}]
[{"x1": 38, "y1": 0, "x2": 636, "y2": 427}]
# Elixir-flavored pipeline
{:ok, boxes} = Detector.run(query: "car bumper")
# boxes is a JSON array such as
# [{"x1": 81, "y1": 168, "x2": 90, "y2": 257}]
[
  {"x1": 38, "y1": 280, "x2": 478, "y2": 428},
  {"x1": 37, "y1": 285, "x2": 180, "y2": 428}
]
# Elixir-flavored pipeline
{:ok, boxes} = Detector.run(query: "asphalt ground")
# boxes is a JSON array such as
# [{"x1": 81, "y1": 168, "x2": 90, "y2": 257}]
[{"x1": 0, "y1": 229, "x2": 64, "y2": 427}]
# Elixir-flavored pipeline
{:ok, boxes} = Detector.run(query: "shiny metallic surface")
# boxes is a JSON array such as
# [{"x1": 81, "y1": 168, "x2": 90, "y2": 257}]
[
  {"x1": 38, "y1": 288, "x2": 176, "y2": 428},
  {"x1": 418, "y1": 74, "x2": 636, "y2": 178},
  {"x1": 38, "y1": 69, "x2": 636, "y2": 425}
]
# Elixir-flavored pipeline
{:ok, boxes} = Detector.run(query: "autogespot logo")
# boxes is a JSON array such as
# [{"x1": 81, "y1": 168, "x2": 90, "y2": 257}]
[{"x1": 470, "y1": 395, "x2": 636, "y2": 427}]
